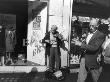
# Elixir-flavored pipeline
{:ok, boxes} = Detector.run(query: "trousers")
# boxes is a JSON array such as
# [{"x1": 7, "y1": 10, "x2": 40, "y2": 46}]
[
  {"x1": 98, "y1": 63, "x2": 110, "y2": 82},
  {"x1": 77, "y1": 57, "x2": 102, "y2": 82},
  {"x1": 49, "y1": 47, "x2": 61, "y2": 70}
]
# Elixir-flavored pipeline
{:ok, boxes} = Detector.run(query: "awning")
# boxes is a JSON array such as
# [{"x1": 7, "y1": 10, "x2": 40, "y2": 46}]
[
  {"x1": 28, "y1": 0, "x2": 47, "y2": 23},
  {"x1": 73, "y1": 0, "x2": 110, "y2": 18}
]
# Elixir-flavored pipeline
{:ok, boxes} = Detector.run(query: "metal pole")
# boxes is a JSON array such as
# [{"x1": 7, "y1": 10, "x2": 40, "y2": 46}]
[
  {"x1": 46, "y1": 0, "x2": 50, "y2": 33},
  {"x1": 67, "y1": 0, "x2": 73, "y2": 67},
  {"x1": 45, "y1": 0, "x2": 50, "y2": 65}
]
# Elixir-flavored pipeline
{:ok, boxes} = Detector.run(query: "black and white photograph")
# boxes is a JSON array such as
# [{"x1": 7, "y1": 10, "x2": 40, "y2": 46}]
[{"x1": 0, "y1": 0, "x2": 110, "y2": 82}]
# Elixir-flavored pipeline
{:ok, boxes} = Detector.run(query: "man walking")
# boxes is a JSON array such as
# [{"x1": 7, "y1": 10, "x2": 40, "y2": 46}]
[{"x1": 74, "y1": 19, "x2": 107, "y2": 82}]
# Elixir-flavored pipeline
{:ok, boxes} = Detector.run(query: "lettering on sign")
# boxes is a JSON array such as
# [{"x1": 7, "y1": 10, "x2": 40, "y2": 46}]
[{"x1": 33, "y1": 16, "x2": 41, "y2": 30}]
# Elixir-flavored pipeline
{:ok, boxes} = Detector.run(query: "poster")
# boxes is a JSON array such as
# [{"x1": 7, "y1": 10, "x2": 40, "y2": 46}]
[
  {"x1": 33, "y1": 16, "x2": 41, "y2": 30},
  {"x1": 27, "y1": 6, "x2": 47, "y2": 65}
]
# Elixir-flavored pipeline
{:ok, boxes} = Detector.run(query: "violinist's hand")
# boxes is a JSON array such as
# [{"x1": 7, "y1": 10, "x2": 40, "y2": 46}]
[
  {"x1": 71, "y1": 38, "x2": 79, "y2": 43},
  {"x1": 45, "y1": 40, "x2": 50, "y2": 43},
  {"x1": 39, "y1": 40, "x2": 42, "y2": 43},
  {"x1": 74, "y1": 40, "x2": 82, "y2": 46},
  {"x1": 53, "y1": 33, "x2": 59, "y2": 37}
]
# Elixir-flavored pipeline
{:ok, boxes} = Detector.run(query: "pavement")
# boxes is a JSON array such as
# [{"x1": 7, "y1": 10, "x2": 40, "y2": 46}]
[
  {"x1": 0, "y1": 60, "x2": 110, "y2": 82},
  {"x1": 0, "y1": 60, "x2": 79, "y2": 82},
  {"x1": 0, "y1": 66, "x2": 110, "y2": 82},
  {"x1": 0, "y1": 59, "x2": 47, "y2": 73},
  {"x1": 0, "y1": 72, "x2": 78, "y2": 82},
  {"x1": 0, "y1": 59, "x2": 79, "y2": 73},
  {"x1": 0, "y1": 66, "x2": 47, "y2": 73}
]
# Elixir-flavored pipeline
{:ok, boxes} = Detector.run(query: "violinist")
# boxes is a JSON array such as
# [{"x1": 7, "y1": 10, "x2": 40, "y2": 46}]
[{"x1": 42, "y1": 25, "x2": 65, "y2": 71}]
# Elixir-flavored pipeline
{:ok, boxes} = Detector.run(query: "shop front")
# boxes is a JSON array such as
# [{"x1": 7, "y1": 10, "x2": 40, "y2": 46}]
[
  {"x1": 27, "y1": 0, "x2": 110, "y2": 69},
  {"x1": 27, "y1": 0, "x2": 73, "y2": 67}
]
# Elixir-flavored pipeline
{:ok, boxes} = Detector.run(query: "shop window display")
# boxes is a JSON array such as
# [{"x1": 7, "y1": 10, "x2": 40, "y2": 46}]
[{"x1": 70, "y1": 16, "x2": 91, "y2": 68}]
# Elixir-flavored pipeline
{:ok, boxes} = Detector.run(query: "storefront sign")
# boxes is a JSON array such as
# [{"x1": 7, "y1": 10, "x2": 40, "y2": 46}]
[{"x1": 33, "y1": 16, "x2": 41, "y2": 30}]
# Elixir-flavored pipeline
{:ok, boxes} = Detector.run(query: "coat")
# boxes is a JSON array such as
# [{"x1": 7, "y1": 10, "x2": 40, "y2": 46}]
[
  {"x1": 42, "y1": 31, "x2": 65, "y2": 56},
  {"x1": 81, "y1": 30, "x2": 106, "y2": 69}
]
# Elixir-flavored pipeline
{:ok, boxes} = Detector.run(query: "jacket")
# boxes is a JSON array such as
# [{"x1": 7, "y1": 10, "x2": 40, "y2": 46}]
[
  {"x1": 81, "y1": 30, "x2": 106, "y2": 68},
  {"x1": 42, "y1": 31, "x2": 64, "y2": 56}
]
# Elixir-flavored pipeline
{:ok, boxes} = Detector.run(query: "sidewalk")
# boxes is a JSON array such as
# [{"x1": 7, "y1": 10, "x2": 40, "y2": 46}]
[
  {"x1": 0, "y1": 60, "x2": 47, "y2": 73},
  {"x1": 0, "y1": 66, "x2": 79, "y2": 82},
  {"x1": 0, "y1": 59, "x2": 79, "y2": 73},
  {"x1": 0, "y1": 66, "x2": 79, "y2": 73},
  {"x1": 0, "y1": 66, "x2": 47, "y2": 73},
  {"x1": 0, "y1": 60, "x2": 79, "y2": 82}
]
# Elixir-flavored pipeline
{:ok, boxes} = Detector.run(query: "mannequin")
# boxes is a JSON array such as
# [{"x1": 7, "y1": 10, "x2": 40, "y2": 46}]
[{"x1": 5, "y1": 26, "x2": 16, "y2": 65}]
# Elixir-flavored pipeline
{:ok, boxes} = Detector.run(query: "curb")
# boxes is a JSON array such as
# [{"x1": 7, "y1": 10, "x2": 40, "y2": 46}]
[
  {"x1": 0, "y1": 66, "x2": 47, "y2": 73},
  {"x1": 0, "y1": 66, "x2": 79, "y2": 73}
]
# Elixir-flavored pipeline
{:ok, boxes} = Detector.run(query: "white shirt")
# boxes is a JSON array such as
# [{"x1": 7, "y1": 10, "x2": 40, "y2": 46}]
[
  {"x1": 86, "y1": 33, "x2": 94, "y2": 44},
  {"x1": 50, "y1": 32, "x2": 56, "y2": 41},
  {"x1": 86, "y1": 31, "x2": 96, "y2": 44},
  {"x1": 50, "y1": 32, "x2": 57, "y2": 45}
]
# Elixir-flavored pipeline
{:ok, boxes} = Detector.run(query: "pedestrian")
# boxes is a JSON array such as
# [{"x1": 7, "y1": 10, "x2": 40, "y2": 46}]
[{"x1": 74, "y1": 19, "x2": 107, "y2": 82}]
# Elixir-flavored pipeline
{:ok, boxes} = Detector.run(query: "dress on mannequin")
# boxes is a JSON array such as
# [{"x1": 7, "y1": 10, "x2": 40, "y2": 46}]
[{"x1": 5, "y1": 28, "x2": 16, "y2": 65}]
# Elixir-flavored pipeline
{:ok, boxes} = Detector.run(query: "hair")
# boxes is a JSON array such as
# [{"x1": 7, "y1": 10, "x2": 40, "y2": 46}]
[
  {"x1": 90, "y1": 18, "x2": 99, "y2": 26},
  {"x1": 51, "y1": 25, "x2": 58, "y2": 30}
]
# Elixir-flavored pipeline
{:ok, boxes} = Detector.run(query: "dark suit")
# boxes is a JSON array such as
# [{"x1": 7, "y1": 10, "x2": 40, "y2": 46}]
[
  {"x1": 42, "y1": 31, "x2": 63, "y2": 70},
  {"x1": 77, "y1": 30, "x2": 106, "y2": 82}
]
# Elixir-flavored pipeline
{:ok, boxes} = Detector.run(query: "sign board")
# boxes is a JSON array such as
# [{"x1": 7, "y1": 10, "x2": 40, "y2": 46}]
[{"x1": 27, "y1": 7, "x2": 47, "y2": 65}]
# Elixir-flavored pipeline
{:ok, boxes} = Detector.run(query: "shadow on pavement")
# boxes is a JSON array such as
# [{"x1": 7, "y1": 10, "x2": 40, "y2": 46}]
[{"x1": 0, "y1": 72, "x2": 78, "y2": 82}]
